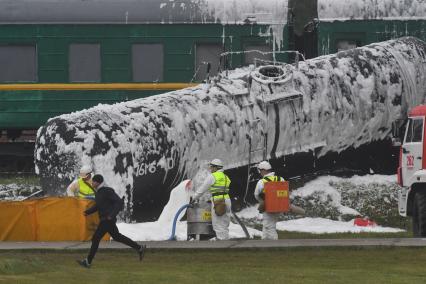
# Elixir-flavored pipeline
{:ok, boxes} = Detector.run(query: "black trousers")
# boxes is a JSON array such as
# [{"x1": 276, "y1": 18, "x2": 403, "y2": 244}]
[{"x1": 87, "y1": 219, "x2": 140, "y2": 263}]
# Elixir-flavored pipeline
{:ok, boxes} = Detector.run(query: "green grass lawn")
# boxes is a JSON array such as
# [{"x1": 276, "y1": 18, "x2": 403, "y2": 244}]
[{"x1": 1, "y1": 247, "x2": 425, "y2": 284}]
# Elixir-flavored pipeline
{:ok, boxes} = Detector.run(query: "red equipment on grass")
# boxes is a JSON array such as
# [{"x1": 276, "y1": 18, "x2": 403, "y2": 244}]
[{"x1": 354, "y1": 217, "x2": 377, "y2": 227}]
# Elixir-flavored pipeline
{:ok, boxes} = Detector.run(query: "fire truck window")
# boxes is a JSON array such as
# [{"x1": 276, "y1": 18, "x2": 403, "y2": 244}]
[
  {"x1": 405, "y1": 118, "x2": 423, "y2": 143},
  {"x1": 412, "y1": 119, "x2": 423, "y2": 142}
]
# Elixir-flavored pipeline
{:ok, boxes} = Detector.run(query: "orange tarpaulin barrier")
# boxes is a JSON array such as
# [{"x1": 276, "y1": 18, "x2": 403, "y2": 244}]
[{"x1": 0, "y1": 197, "x2": 109, "y2": 241}]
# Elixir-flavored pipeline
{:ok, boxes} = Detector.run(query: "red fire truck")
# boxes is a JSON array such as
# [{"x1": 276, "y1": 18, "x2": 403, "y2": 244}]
[{"x1": 397, "y1": 105, "x2": 426, "y2": 237}]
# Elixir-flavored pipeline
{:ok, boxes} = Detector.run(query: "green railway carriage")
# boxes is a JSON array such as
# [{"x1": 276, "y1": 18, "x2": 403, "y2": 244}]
[
  {"x1": 0, "y1": 0, "x2": 289, "y2": 171},
  {"x1": 0, "y1": 23, "x2": 281, "y2": 130},
  {"x1": 2, "y1": 0, "x2": 425, "y2": 134},
  {"x1": 288, "y1": 0, "x2": 426, "y2": 58},
  {"x1": 317, "y1": 19, "x2": 426, "y2": 55}
]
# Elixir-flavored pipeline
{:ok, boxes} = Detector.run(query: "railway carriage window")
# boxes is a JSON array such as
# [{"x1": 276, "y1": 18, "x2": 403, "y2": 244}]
[
  {"x1": 336, "y1": 40, "x2": 358, "y2": 52},
  {"x1": 132, "y1": 44, "x2": 163, "y2": 82},
  {"x1": 405, "y1": 118, "x2": 424, "y2": 143},
  {"x1": 69, "y1": 44, "x2": 101, "y2": 82},
  {"x1": 0, "y1": 45, "x2": 36, "y2": 82},
  {"x1": 195, "y1": 43, "x2": 222, "y2": 82},
  {"x1": 244, "y1": 45, "x2": 272, "y2": 66}
]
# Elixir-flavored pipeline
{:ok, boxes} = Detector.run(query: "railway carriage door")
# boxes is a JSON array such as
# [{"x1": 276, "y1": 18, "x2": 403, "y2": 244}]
[{"x1": 401, "y1": 117, "x2": 424, "y2": 187}]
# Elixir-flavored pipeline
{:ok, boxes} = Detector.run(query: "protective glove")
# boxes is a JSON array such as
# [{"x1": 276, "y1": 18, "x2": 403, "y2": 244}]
[{"x1": 189, "y1": 197, "x2": 198, "y2": 207}]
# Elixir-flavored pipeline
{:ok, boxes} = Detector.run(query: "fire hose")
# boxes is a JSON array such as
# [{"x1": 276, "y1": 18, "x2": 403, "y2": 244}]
[{"x1": 168, "y1": 204, "x2": 191, "y2": 241}]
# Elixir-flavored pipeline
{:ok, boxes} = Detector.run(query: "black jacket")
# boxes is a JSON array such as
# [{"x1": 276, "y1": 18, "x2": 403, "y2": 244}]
[{"x1": 85, "y1": 186, "x2": 123, "y2": 221}]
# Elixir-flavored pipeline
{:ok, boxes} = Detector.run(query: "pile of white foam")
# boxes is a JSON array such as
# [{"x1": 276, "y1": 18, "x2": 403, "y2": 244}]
[
  {"x1": 318, "y1": 0, "x2": 426, "y2": 20},
  {"x1": 118, "y1": 179, "x2": 260, "y2": 240},
  {"x1": 117, "y1": 174, "x2": 404, "y2": 241}
]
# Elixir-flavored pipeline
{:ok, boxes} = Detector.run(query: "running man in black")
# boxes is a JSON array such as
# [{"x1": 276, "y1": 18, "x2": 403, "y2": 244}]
[{"x1": 77, "y1": 174, "x2": 146, "y2": 268}]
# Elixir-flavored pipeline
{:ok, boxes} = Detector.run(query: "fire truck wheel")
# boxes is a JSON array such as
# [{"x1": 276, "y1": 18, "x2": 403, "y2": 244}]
[{"x1": 412, "y1": 192, "x2": 426, "y2": 237}]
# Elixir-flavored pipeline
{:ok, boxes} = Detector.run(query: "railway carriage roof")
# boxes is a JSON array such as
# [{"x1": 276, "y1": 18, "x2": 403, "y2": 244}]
[
  {"x1": 1, "y1": 0, "x2": 424, "y2": 25},
  {"x1": 318, "y1": 0, "x2": 426, "y2": 21},
  {"x1": 0, "y1": 0, "x2": 288, "y2": 24}
]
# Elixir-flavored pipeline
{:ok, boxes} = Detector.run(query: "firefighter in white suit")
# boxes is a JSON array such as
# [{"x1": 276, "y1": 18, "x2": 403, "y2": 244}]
[
  {"x1": 254, "y1": 161, "x2": 284, "y2": 240},
  {"x1": 192, "y1": 159, "x2": 232, "y2": 240}
]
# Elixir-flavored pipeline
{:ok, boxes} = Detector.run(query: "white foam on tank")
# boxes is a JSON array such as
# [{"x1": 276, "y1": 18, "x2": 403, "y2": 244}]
[
  {"x1": 195, "y1": 0, "x2": 287, "y2": 24},
  {"x1": 194, "y1": 0, "x2": 287, "y2": 49},
  {"x1": 35, "y1": 38, "x2": 426, "y2": 209},
  {"x1": 318, "y1": 0, "x2": 426, "y2": 20}
]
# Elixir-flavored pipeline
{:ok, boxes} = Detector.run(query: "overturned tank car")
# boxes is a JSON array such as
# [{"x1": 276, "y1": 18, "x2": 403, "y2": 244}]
[{"x1": 35, "y1": 37, "x2": 426, "y2": 221}]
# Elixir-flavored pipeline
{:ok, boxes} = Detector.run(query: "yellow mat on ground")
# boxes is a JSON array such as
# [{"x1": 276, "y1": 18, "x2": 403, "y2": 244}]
[{"x1": 0, "y1": 197, "x2": 109, "y2": 241}]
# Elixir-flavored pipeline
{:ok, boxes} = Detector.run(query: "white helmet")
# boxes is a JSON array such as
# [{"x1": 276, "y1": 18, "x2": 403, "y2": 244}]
[
  {"x1": 257, "y1": 161, "x2": 272, "y2": 170},
  {"x1": 209, "y1": 159, "x2": 224, "y2": 168},
  {"x1": 79, "y1": 165, "x2": 92, "y2": 177}
]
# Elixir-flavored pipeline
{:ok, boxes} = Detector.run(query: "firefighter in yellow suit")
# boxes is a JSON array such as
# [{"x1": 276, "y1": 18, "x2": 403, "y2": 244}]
[{"x1": 66, "y1": 165, "x2": 95, "y2": 199}]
